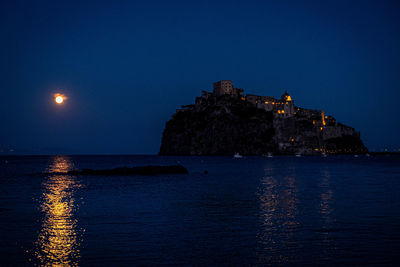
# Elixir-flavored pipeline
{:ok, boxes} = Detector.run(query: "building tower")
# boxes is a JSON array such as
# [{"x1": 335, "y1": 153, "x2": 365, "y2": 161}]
[
  {"x1": 213, "y1": 80, "x2": 233, "y2": 96},
  {"x1": 281, "y1": 91, "x2": 295, "y2": 117}
]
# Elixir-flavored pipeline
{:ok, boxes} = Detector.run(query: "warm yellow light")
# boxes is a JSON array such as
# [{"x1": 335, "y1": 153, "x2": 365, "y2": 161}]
[
  {"x1": 55, "y1": 96, "x2": 63, "y2": 104},
  {"x1": 35, "y1": 156, "x2": 82, "y2": 266},
  {"x1": 54, "y1": 93, "x2": 67, "y2": 104},
  {"x1": 286, "y1": 95, "x2": 292, "y2": 101}
]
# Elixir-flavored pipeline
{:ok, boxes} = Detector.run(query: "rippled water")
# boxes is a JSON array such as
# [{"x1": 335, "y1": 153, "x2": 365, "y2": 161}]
[{"x1": 0, "y1": 155, "x2": 399, "y2": 266}]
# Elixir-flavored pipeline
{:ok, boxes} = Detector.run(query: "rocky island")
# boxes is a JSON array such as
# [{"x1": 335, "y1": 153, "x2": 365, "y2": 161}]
[
  {"x1": 41, "y1": 165, "x2": 188, "y2": 176},
  {"x1": 160, "y1": 80, "x2": 367, "y2": 155}
]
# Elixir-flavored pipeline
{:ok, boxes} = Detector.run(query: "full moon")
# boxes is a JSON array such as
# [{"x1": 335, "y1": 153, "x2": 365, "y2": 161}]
[{"x1": 55, "y1": 96, "x2": 64, "y2": 104}]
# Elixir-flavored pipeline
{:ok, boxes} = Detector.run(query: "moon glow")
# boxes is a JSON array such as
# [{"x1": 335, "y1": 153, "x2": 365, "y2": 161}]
[
  {"x1": 55, "y1": 96, "x2": 64, "y2": 104},
  {"x1": 54, "y1": 93, "x2": 67, "y2": 104}
]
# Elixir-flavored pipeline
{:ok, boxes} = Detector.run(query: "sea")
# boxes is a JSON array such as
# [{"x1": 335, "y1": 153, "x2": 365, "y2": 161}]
[{"x1": 0, "y1": 155, "x2": 399, "y2": 266}]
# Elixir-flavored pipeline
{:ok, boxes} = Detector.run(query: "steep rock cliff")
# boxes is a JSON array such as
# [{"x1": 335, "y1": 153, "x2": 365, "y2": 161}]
[{"x1": 159, "y1": 96, "x2": 367, "y2": 155}]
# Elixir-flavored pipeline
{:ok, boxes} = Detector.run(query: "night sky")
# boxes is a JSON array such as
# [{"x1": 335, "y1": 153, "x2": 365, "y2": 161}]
[{"x1": 1, "y1": 0, "x2": 399, "y2": 154}]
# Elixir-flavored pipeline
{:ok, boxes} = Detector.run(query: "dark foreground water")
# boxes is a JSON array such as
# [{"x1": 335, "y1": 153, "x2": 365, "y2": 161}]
[{"x1": 0, "y1": 155, "x2": 400, "y2": 266}]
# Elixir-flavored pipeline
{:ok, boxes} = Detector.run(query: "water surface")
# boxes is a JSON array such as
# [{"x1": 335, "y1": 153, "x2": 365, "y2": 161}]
[{"x1": 0, "y1": 155, "x2": 399, "y2": 265}]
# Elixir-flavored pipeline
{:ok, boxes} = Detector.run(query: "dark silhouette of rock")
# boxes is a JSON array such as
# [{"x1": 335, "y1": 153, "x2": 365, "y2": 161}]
[
  {"x1": 159, "y1": 94, "x2": 367, "y2": 155},
  {"x1": 41, "y1": 165, "x2": 188, "y2": 176}
]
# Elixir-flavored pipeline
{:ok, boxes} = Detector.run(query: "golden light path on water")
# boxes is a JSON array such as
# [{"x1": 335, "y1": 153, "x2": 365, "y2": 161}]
[{"x1": 35, "y1": 156, "x2": 83, "y2": 266}]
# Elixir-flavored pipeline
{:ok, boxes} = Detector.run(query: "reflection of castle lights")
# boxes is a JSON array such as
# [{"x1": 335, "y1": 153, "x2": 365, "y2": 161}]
[
  {"x1": 257, "y1": 167, "x2": 299, "y2": 264},
  {"x1": 35, "y1": 156, "x2": 82, "y2": 266},
  {"x1": 256, "y1": 167, "x2": 299, "y2": 266},
  {"x1": 319, "y1": 170, "x2": 334, "y2": 225}
]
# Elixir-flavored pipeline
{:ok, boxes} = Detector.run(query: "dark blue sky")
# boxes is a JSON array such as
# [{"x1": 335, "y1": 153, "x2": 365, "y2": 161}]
[{"x1": 1, "y1": 0, "x2": 399, "y2": 154}]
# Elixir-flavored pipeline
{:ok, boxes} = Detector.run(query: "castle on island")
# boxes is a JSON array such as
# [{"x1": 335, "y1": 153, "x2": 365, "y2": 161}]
[
  {"x1": 165, "y1": 80, "x2": 366, "y2": 155},
  {"x1": 189, "y1": 80, "x2": 352, "y2": 141},
  {"x1": 196, "y1": 80, "x2": 295, "y2": 118}
]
